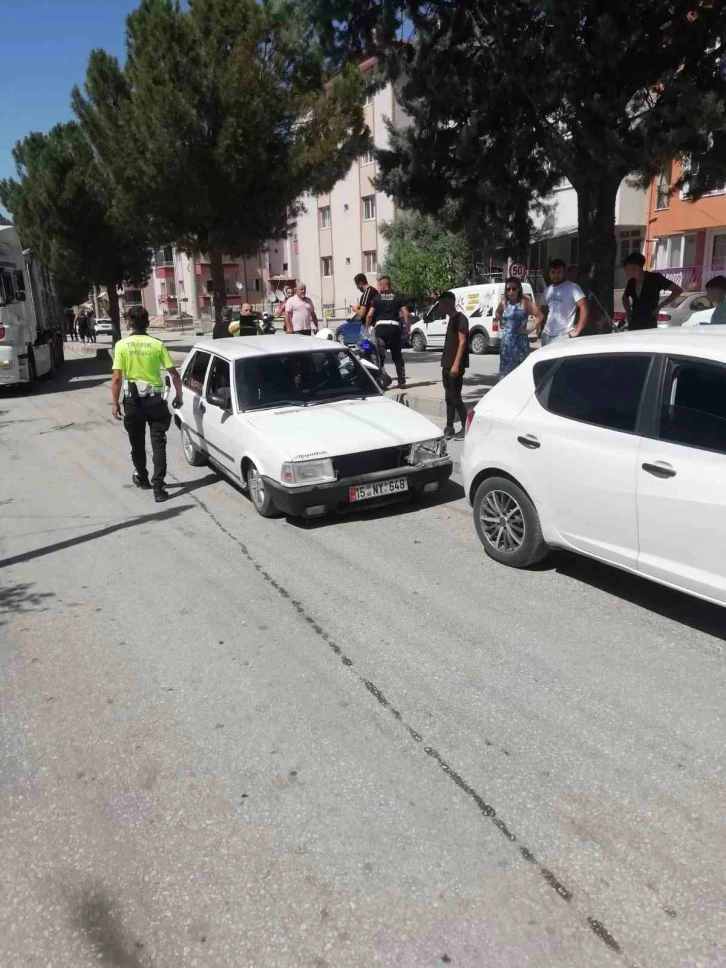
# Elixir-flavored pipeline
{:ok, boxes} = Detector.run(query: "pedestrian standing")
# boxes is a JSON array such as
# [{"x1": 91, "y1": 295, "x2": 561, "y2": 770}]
[
  {"x1": 276, "y1": 285, "x2": 294, "y2": 319},
  {"x1": 229, "y1": 303, "x2": 257, "y2": 336},
  {"x1": 541, "y1": 259, "x2": 589, "y2": 344},
  {"x1": 110, "y1": 306, "x2": 183, "y2": 503},
  {"x1": 494, "y1": 278, "x2": 542, "y2": 379},
  {"x1": 366, "y1": 276, "x2": 410, "y2": 388},
  {"x1": 704, "y1": 276, "x2": 726, "y2": 324},
  {"x1": 438, "y1": 290, "x2": 469, "y2": 439},
  {"x1": 77, "y1": 310, "x2": 90, "y2": 344},
  {"x1": 87, "y1": 315, "x2": 97, "y2": 343},
  {"x1": 622, "y1": 252, "x2": 682, "y2": 330},
  {"x1": 284, "y1": 283, "x2": 318, "y2": 335},
  {"x1": 353, "y1": 273, "x2": 378, "y2": 323}
]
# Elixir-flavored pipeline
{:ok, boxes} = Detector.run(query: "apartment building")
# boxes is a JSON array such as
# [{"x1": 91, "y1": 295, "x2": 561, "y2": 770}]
[
  {"x1": 296, "y1": 59, "x2": 411, "y2": 320},
  {"x1": 645, "y1": 159, "x2": 726, "y2": 291}
]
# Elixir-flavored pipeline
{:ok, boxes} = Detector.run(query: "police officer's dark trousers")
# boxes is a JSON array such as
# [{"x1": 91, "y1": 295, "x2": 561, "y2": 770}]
[
  {"x1": 375, "y1": 323, "x2": 405, "y2": 385},
  {"x1": 123, "y1": 395, "x2": 172, "y2": 490}
]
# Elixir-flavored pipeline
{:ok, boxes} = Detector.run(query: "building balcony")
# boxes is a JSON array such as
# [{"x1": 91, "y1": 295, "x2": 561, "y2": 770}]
[{"x1": 659, "y1": 265, "x2": 703, "y2": 291}]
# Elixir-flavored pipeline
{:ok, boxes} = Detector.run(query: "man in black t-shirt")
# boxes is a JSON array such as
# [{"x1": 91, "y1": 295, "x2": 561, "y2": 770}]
[
  {"x1": 439, "y1": 291, "x2": 469, "y2": 439},
  {"x1": 366, "y1": 275, "x2": 410, "y2": 388},
  {"x1": 353, "y1": 273, "x2": 378, "y2": 322},
  {"x1": 622, "y1": 252, "x2": 682, "y2": 330}
]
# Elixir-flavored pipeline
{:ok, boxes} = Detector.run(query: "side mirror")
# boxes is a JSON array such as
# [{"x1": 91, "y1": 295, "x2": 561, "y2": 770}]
[
  {"x1": 17, "y1": 291, "x2": 26, "y2": 302},
  {"x1": 207, "y1": 387, "x2": 232, "y2": 410}
]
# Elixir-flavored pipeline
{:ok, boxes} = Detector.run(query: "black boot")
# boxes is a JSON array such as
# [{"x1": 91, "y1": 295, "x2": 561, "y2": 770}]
[
  {"x1": 395, "y1": 362, "x2": 406, "y2": 389},
  {"x1": 133, "y1": 472, "x2": 151, "y2": 490}
]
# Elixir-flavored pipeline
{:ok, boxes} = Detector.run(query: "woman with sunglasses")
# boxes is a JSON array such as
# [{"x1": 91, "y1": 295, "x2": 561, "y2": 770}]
[{"x1": 494, "y1": 277, "x2": 542, "y2": 379}]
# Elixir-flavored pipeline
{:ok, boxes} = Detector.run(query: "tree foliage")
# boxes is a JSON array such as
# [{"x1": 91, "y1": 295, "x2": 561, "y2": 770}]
[
  {"x1": 293, "y1": 0, "x2": 726, "y2": 313},
  {"x1": 73, "y1": 0, "x2": 369, "y2": 320},
  {"x1": 380, "y1": 211, "x2": 472, "y2": 306},
  {"x1": 0, "y1": 123, "x2": 151, "y2": 338}
]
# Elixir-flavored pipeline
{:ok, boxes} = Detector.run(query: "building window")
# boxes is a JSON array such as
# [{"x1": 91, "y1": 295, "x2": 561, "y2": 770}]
[
  {"x1": 656, "y1": 164, "x2": 672, "y2": 210},
  {"x1": 363, "y1": 250, "x2": 377, "y2": 273},
  {"x1": 653, "y1": 235, "x2": 697, "y2": 270},
  {"x1": 254, "y1": 279, "x2": 261, "y2": 291},
  {"x1": 681, "y1": 156, "x2": 726, "y2": 200},
  {"x1": 154, "y1": 245, "x2": 174, "y2": 266},
  {"x1": 362, "y1": 195, "x2": 376, "y2": 221},
  {"x1": 345, "y1": 257, "x2": 351, "y2": 266},
  {"x1": 321, "y1": 256, "x2": 333, "y2": 277},
  {"x1": 124, "y1": 289, "x2": 142, "y2": 306},
  {"x1": 167, "y1": 279, "x2": 177, "y2": 298},
  {"x1": 319, "y1": 206, "x2": 331, "y2": 229},
  {"x1": 361, "y1": 149, "x2": 374, "y2": 166},
  {"x1": 282, "y1": 262, "x2": 288, "y2": 271}
]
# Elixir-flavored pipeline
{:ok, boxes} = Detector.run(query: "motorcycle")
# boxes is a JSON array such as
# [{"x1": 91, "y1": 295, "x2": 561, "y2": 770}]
[
  {"x1": 353, "y1": 335, "x2": 393, "y2": 390},
  {"x1": 256, "y1": 311, "x2": 276, "y2": 335}
]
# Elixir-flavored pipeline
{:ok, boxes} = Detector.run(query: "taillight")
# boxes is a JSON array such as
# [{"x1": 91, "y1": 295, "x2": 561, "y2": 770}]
[
  {"x1": 612, "y1": 312, "x2": 626, "y2": 323},
  {"x1": 491, "y1": 318, "x2": 499, "y2": 332},
  {"x1": 0, "y1": 326, "x2": 5, "y2": 340},
  {"x1": 465, "y1": 410, "x2": 475, "y2": 435},
  {"x1": 657, "y1": 313, "x2": 671, "y2": 322}
]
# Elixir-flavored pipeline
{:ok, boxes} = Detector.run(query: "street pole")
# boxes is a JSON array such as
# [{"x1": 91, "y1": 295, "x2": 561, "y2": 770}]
[
  {"x1": 187, "y1": 253, "x2": 201, "y2": 333},
  {"x1": 93, "y1": 285, "x2": 100, "y2": 320}
]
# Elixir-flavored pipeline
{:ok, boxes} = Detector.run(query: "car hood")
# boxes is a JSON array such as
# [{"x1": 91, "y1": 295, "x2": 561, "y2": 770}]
[{"x1": 243, "y1": 395, "x2": 442, "y2": 460}]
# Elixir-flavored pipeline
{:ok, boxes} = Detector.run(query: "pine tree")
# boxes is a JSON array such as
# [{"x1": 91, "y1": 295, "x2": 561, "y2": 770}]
[
  {"x1": 73, "y1": 0, "x2": 369, "y2": 323},
  {"x1": 293, "y1": 0, "x2": 726, "y2": 313},
  {"x1": 0, "y1": 123, "x2": 151, "y2": 341}
]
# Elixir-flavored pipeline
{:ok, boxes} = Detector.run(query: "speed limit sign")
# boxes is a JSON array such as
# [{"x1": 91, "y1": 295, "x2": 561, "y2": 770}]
[{"x1": 509, "y1": 261, "x2": 527, "y2": 279}]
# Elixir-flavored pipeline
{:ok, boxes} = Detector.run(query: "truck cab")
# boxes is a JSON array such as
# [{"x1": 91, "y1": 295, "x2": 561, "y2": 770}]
[{"x1": 0, "y1": 225, "x2": 63, "y2": 388}]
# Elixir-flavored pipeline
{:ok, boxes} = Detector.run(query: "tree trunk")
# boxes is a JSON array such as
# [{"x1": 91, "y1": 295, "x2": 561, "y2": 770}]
[
  {"x1": 575, "y1": 174, "x2": 622, "y2": 324},
  {"x1": 209, "y1": 247, "x2": 227, "y2": 324},
  {"x1": 107, "y1": 283, "x2": 122, "y2": 345}
]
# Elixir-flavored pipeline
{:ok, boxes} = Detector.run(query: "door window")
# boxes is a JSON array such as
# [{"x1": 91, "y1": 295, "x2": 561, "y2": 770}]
[
  {"x1": 538, "y1": 354, "x2": 652, "y2": 433},
  {"x1": 182, "y1": 350, "x2": 211, "y2": 392},
  {"x1": 659, "y1": 358, "x2": 726, "y2": 454},
  {"x1": 207, "y1": 356, "x2": 231, "y2": 402}
]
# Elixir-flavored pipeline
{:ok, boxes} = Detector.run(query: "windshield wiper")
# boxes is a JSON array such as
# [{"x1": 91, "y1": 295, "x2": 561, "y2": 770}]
[{"x1": 243, "y1": 399, "x2": 306, "y2": 411}]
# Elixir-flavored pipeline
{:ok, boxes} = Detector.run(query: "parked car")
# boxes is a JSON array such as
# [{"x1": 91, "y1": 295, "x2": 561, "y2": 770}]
[
  {"x1": 94, "y1": 317, "x2": 113, "y2": 335},
  {"x1": 655, "y1": 291, "x2": 713, "y2": 327},
  {"x1": 683, "y1": 307, "x2": 715, "y2": 327},
  {"x1": 410, "y1": 282, "x2": 536, "y2": 355},
  {"x1": 461, "y1": 327, "x2": 726, "y2": 607},
  {"x1": 174, "y1": 336, "x2": 452, "y2": 518}
]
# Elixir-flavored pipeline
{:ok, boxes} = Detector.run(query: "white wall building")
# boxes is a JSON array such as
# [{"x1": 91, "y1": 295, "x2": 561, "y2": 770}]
[
  {"x1": 296, "y1": 61, "x2": 410, "y2": 320},
  {"x1": 529, "y1": 179, "x2": 649, "y2": 290}
]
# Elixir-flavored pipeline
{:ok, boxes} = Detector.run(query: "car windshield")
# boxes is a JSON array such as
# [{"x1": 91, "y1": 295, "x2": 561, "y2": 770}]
[{"x1": 235, "y1": 348, "x2": 379, "y2": 411}]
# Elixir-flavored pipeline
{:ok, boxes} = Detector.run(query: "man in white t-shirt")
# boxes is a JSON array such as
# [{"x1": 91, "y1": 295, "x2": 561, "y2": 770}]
[
  {"x1": 541, "y1": 259, "x2": 589, "y2": 344},
  {"x1": 284, "y1": 283, "x2": 318, "y2": 335}
]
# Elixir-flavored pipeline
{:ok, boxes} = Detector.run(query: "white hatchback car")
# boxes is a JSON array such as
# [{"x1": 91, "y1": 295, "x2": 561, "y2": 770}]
[
  {"x1": 462, "y1": 329, "x2": 726, "y2": 606},
  {"x1": 175, "y1": 336, "x2": 452, "y2": 518}
]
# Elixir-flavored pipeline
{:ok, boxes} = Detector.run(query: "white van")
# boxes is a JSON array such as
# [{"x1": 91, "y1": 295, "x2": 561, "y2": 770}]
[{"x1": 410, "y1": 282, "x2": 535, "y2": 355}]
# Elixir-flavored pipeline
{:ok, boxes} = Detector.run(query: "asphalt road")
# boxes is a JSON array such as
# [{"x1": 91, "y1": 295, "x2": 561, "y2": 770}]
[{"x1": 1, "y1": 353, "x2": 724, "y2": 968}]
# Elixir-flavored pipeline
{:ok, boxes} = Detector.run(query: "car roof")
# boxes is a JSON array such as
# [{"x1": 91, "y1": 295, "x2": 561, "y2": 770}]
[
  {"x1": 536, "y1": 327, "x2": 726, "y2": 364},
  {"x1": 189, "y1": 335, "x2": 343, "y2": 360}
]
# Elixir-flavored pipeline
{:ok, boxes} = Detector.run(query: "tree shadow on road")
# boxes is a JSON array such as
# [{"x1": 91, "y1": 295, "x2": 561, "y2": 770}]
[
  {"x1": 0, "y1": 505, "x2": 193, "y2": 569},
  {"x1": 537, "y1": 550, "x2": 726, "y2": 641},
  {"x1": 0, "y1": 582, "x2": 55, "y2": 626}
]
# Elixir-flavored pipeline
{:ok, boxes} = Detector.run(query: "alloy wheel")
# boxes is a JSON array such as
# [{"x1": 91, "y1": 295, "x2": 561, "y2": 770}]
[
  {"x1": 479, "y1": 489, "x2": 525, "y2": 554},
  {"x1": 248, "y1": 467, "x2": 265, "y2": 508}
]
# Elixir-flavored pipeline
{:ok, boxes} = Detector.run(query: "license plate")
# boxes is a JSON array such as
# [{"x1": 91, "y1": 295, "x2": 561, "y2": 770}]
[{"x1": 349, "y1": 477, "x2": 409, "y2": 502}]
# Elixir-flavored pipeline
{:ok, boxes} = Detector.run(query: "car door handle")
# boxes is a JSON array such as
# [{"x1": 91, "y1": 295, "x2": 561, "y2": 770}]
[
  {"x1": 517, "y1": 434, "x2": 541, "y2": 450},
  {"x1": 642, "y1": 461, "x2": 676, "y2": 479}
]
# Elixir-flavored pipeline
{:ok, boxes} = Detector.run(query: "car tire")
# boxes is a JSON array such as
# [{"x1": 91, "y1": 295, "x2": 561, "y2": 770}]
[
  {"x1": 181, "y1": 425, "x2": 206, "y2": 466},
  {"x1": 473, "y1": 476, "x2": 548, "y2": 568},
  {"x1": 470, "y1": 331, "x2": 489, "y2": 355},
  {"x1": 411, "y1": 331, "x2": 427, "y2": 352},
  {"x1": 246, "y1": 462, "x2": 278, "y2": 518}
]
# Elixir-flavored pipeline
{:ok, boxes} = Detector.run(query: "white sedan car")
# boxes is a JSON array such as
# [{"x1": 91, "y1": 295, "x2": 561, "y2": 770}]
[
  {"x1": 462, "y1": 328, "x2": 726, "y2": 606},
  {"x1": 175, "y1": 336, "x2": 452, "y2": 518},
  {"x1": 94, "y1": 317, "x2": 114, "y2": 335}
]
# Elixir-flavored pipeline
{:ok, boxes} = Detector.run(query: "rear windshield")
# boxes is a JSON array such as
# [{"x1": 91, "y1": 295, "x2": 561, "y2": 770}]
[{"x1": 235, "y1": 349, "x2": 379, "y2": 411}]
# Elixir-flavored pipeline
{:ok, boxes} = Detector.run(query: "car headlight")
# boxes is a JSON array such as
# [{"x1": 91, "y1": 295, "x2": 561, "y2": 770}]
[
  {"x1": 409, "y1": 437, "x2": 446, "y2": 464},
  {"x1": 281, "y1": 458, "x2": 336, "y2": 486}
]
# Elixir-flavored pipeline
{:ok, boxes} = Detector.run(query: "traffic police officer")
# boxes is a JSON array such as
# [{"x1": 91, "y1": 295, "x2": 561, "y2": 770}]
[{"x1": 111, "y1": 306, "x2": 183, "y2": 503}]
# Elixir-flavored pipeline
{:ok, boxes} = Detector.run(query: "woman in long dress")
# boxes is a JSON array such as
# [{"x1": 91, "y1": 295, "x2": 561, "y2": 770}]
[{"x1": 495, "y1": 277, "x2": 542, "y2": 379}]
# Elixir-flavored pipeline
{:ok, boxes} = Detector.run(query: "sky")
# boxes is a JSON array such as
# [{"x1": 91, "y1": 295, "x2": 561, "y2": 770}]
[{"x1": 0, "y1": 0, "x2": 134, "y2": 185}]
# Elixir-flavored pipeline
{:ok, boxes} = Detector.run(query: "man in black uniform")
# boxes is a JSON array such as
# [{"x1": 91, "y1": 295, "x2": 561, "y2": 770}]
[
  {"x1": 366, "y1": 275, "x2": 410, "y2": 388},
  {"x1": 213, "y1": 306, "x2": 233, "y2": 340}
]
